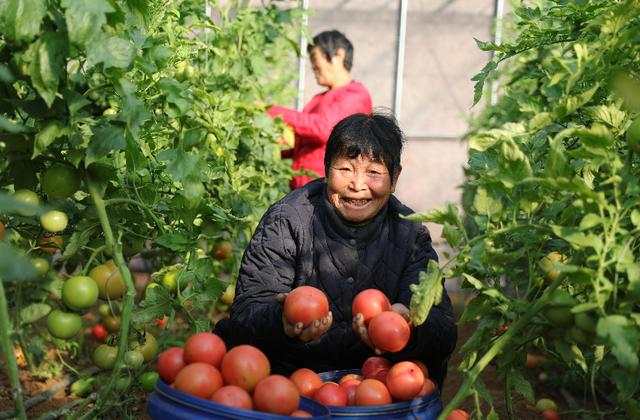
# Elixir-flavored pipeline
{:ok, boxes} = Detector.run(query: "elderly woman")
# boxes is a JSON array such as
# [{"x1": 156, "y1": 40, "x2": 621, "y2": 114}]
[{"x1": 215, "y1": 113, "x2": 457, "y2": 388}]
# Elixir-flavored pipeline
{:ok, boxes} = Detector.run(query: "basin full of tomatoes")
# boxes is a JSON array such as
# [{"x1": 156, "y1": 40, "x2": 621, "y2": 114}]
[{"x1": 155, "y1": 332, "x2": 313, "y2": 417}]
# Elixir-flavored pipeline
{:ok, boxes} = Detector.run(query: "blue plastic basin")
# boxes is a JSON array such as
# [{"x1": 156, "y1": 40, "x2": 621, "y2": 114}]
[
  {"x1": 148, "y1": 379, "x2": 331, "y2": 419},
  {"x1": 318, "y1": 369, "x2": 443, "y2": 419}
]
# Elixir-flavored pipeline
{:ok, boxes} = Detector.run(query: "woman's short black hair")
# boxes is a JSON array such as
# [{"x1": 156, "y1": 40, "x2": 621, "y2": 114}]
[
  {"x1": 307, "y1": 30, "x2": 354, "y2": 71},
  {"x1": 324, "y1": 111, "x2": 405, "y2": 179}
]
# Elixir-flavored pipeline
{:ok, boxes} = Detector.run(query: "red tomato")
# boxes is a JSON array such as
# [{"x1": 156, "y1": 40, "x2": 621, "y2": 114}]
[
  {"x1": 386, "y1": 361, "x2": 425, "y2": 401},
  {"x1": 156, "y1": 347, "x2": 186, "y2": 383},
  {"x1": 361, "y1": 356, "x2": 392, "y2": 380},
  {"x1": 542, "y1": 410, "x2": 560, "y2": 420},
  {"x1": 253, "y1": 375, "x2": 300, "y2": 415},
  {"x1": 411, "y1": 360, "x2": 429, "y2": 378},
  {"x1": 173, "y1": 363, "x2": 223, "y2": 399},
  {"x1": 220, "y1": 345, "x2": 270, "y2": 392},
  {"x1": 338, "y1": 373, "x2": 363, "y2": 384},
  {"x1": 183, "y1": 332, "x2": 226, "y2": 368},
  {"x1": 417, "y1": 378, "x2": 437, "y2": 397},
  {"x1": 352, "y1": 289, "x2": 391, "y2": 324},
  {"x1": 340, "y1": 379, "x2": 361, "y2": 406},
  {"x1": 210, "y1": 385, "x2": 252, "y2": 410},
  {"x1": 446, "y1": 409, "x2": 470, "y2": 420},
  {"x1": 283, "y1": 286, "x2": 329, "y2": 326},
  {"x1": 368, "y1": 311, "x2": 411, "y2": 352},
  {"x1": 290, "y1": 368, "x2": 323, "y2": 397},
  {"x1": 91, "y1": 324, "x2": 108, "y2": 342},
  {"x1": 290, "y1": 410, "x2": 312, "y2": 417},
  {"x1": 354, "y1": 379, "x2": 392, "y2": 406},
  {"x1": 313, "y1": 382, "x2": 348, "y2": 407}
]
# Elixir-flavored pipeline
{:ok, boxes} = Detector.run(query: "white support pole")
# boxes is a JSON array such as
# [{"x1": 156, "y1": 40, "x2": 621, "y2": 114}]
[
  {"x1": 490, "y1": 0, "x2": 505, "y2": 105},
  {"x1": 393, "y1": 0, "x2": 408, "y2": 122},
  {"x1": 296, "y1": 0, "x2": 310, "y2": 111}
]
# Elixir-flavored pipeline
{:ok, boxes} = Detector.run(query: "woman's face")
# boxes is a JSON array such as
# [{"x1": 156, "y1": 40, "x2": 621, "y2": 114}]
[
  {"x1": 310, "y1": 46, "x2": 340, "y2": 88},
  {"x1": 326, "y1": 155, "x2": 399, "y2": 223}
]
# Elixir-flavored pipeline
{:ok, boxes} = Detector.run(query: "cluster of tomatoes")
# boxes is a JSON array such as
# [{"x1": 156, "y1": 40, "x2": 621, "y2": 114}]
[
  {"x1": 156, "y1": 332, "x2": 313, "y2": 417},
  {"x1": 283, "y1": 286, "x2": 412, "y2": 353},
  {"x1": 292, "y1": 357, "x2": 434, "y2": 407}
]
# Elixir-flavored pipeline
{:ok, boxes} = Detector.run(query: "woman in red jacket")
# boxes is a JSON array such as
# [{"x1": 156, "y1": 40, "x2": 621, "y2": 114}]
[{"x1": 268, "y1": 30, "x2": 373, "y2": 190}]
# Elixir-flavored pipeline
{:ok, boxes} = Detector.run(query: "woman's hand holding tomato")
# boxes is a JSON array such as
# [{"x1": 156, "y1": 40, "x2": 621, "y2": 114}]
[
  {"x1": 353, "y1": 302, "x2": 411, "y2": 354},
  {"x1": 277, "y1": 287, "x2": 333, "y2": 343}
]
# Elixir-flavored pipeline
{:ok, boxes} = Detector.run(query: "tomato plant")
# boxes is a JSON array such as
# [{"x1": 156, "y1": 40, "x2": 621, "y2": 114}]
[
  {"x1": 403, "y1": 1, "x2": 640, "y2": 418},
  {"x1": 0, "y1": 0, "x2": 302, "y2": 417}
]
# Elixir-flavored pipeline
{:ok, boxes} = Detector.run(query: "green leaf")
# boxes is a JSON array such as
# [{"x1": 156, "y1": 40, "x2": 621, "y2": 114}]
[
  {"x1": 86, "y1": 36, "x2": 135, "y2": 69},
  {"x1": 62, "y1": 0, "x2": 114, "y2": 45},
  {"x1": 119, "y1": 91, "x2": 150, "y2": 138},
  {"x1": 551, "y1": 225, "x2": 602, "y2": 251},
  {"x1": 86, "y1": 124, "x2": 126, "y2": 166},
  {"x1": 404, "y1": 203, "x2": 461, "y2": 226},
  {"x1": 155, "y1": 232, "x2": 195, "y2": 252},
  {"x1": 575, "y1": 123, "x2": 614, "y2": 150},
  {"x1": 554, "y1": 84, "x2": 599, "y2": 118},
  {"x1": 588, "y1": 104, "x2": 626, "y2": 129},
  {"x1": 462, "y1": 273, "x2": 484, "y2": 290},
  {"x1": 0, "y1": 116, "x2": 30, "y2": 134},
  {"x1": 442, "y1": 223, "x2": 463, "y2": 247},
  {"x1": 1, "y1": 0, "x2": 46, "y2": 42},
  {"x1": 509, "y1": 370, "x2": 534, "y2": 403},
  {"x1": 61, "y1": 227, "x2": 93, "y2": 260},
  {"x1": 409, "y1": 259, "x2": 443, "y2": 325},
  {"x1": 132, "y1": 286, "x2": 175, "y2": 326},
  {"x1": 20, "y1": 303, "x2": 51, "y2": 324},
  {"x1": 579, "y1": 213, "x2": 601, "y2": 230},
  {"x1": 158, "y1": 149, "x2": 202, "y2": 183},
  {"x1": 596, "y1": 315, "x2": 640, "y2": 370},
  {"x1": 471, "y1": 60, "x2": 498, "y2": 105},
  {"x1": 158, "y1": 78, "x2": 192, "y2": 115},
  {"x1": 29, "y1": 33, "x2": 67, "y2": 107},
  {"x1": 631, "y1": 210, "x2": 640, "y2": 228},
  {"x1": 0, "y1": 243, "x2": 38, "y2": 282},
  {"x1": 473, "y1": 187, "x2": 503, "y2": 217},
  {"x1": 33, "y1": 121, "x2": 69, "y2": 158}
]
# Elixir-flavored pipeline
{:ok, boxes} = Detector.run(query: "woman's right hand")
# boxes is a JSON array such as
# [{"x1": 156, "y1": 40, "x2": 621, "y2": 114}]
[{"x1": 277, "y1": 293, "x2": 333, "y2": 342}]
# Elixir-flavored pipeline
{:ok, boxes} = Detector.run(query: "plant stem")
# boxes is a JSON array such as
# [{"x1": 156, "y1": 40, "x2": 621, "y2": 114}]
[
  {"x1": 88, "y1": 183, "x2": 137, "y2": 413},
  {"x1": 0, "y1": 278, "x2": 27, "y2": 420},
  {"x1": 438, "y1": 274, "x2": 565, "y2": 420}
]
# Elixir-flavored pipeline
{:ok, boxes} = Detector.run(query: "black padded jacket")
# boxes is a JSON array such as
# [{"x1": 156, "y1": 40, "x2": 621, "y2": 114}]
[{"x1": 215, "y1": 179, "x2": 457, "y2": 387}]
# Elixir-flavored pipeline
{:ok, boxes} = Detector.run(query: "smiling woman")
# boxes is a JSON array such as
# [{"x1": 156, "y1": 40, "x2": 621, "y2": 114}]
[{"x1": 216, "y1": 112, "x2": 457, "y2": 389}]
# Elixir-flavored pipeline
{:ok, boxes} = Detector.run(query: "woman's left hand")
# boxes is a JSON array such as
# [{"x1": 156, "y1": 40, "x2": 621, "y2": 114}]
[{"x1": 353, "y1": 303, "x2": 411, "y2": 354}]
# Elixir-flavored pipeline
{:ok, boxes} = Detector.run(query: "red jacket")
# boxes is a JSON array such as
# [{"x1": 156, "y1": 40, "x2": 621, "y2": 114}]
[{"x1": 268, "y1": 81, "x2": 372, "y2": 189}]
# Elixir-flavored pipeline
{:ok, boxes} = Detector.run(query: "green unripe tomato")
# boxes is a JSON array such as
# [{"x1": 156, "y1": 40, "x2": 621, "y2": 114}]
[
  {"x1": 13, "y1": 189, "x2": 39, "y2": 216},
  {"x1": 46, "y1": 310, "x2": 82, "y2": 339},
  {"x1": 93, "y1": 344, "x2": 117, "y2": 369},
  {"x1": 124, "y1": 350, "x2": 144, "y2": 368},
  {"x1": 138, "y1": 371, "x2": 159, "y2": 392},
  {"x1": 40, "y1": 210, "x2": 68, "y2": 233},
  {"x1": 535, "y1": 398, "x2": 558, "y2": 412},
  {"x1": 62, "y1": 276, "x2": 99, "y2": 310},
  {"x1": 42, "y1": 165, "x2": 81, "y2": 199},
  {"x1": 32, "y1": 257, "x2": 50, "y2": 276}
]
